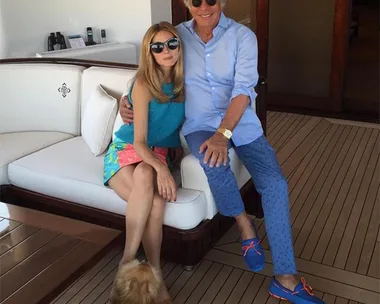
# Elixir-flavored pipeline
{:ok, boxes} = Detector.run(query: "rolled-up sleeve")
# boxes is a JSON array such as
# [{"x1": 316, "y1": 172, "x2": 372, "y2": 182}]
[{"x1": 230, "y1": 31, "x2": 259, "y2": 106}]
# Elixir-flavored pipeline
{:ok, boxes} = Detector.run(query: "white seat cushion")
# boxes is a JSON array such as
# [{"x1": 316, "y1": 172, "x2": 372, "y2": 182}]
[
  {"x1": 8, "y1": 137, "x2": 207, "y2": 230},
  {"x1": 0, "y1": 132, "x2": 73, "y2": 185}
]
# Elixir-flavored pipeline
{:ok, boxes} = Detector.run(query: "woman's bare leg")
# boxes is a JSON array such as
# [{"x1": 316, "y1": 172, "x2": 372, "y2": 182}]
[
  {"x1": 108, "y1": 162, "x2": 156, "y2": 263},
  {"x1": 142, "y1": 193, "x2": 171, "y2": 302}
]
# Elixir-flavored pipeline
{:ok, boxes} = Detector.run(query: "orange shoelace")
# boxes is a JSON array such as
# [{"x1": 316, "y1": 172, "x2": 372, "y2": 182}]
[
  {"x1": 292, "y1": 277, "x2": 314, "y2": 296},
  {"x1": 242, "y1": 240, "x2": 262, "y2": 256}
]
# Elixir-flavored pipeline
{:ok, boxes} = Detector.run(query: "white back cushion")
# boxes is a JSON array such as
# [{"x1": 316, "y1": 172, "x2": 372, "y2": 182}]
[
  {"x1": 0, "y1": 64, "x2": 84, "y2": 135},
  {"x1": 80, "y1": 66, "x2": 137, "y2": 120}
]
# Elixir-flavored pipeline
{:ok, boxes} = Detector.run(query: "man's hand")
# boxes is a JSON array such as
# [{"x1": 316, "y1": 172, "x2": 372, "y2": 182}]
[
  {"x1": 199, "y1": 133, "x2": 229, "y2": 168},
  {"x1": 119, "y1": 95, "x2": 134, "y2": 124}
]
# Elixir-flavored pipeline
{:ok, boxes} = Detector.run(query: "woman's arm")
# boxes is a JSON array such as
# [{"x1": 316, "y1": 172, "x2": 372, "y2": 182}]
[
  {"x1": 132, "y1": 78, "x2": 165, "y2": 172},
  {"x1": 132, "y1": 78, "x2": 177, "y2": 201}
]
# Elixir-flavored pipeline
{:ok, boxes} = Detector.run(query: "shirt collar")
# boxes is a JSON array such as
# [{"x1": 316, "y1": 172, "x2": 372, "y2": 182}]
[{"x1": 185, "y1": 12, "x2": 228, "y2": 34}]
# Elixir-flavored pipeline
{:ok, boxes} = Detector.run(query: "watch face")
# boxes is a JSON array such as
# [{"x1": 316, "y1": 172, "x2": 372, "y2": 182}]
[{"x1": 224, "y1": 130, "x2": 232, "y2": 138}]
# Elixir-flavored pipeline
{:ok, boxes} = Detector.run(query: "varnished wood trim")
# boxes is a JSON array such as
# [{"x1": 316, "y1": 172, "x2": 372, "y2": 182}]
[
  {"x1": 256, "y1": 0, "x2": 269, "y2": 78},
  {"x1": 329, "y1": 0, "x2": 351, "y2": 112},
  {"x1": 171, "y1": 0, "x2": 189, "y2": 25}
]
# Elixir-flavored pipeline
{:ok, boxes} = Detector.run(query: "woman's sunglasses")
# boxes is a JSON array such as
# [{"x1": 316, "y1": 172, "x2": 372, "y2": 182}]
[
  {"x1": 192, "y1": 0, "x2": 217, "y2": 7},
  {"x1": 150, "y1": 38, "x2": 179, "y2": 54}
]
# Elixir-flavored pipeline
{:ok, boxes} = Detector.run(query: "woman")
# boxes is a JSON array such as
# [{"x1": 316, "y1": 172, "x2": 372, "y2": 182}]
[{"x1": 105, "y1": 21, "x2": 185, "y2": 304}]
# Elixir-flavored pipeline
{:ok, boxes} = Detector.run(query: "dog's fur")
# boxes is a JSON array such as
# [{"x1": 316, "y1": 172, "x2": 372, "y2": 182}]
[{"x1": 109, "y1": 259, "x2": 161, "y2": 304}]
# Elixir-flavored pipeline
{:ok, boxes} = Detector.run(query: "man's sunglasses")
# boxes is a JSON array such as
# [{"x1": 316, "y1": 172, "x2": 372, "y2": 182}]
[
  {"x1": 150, "y1": 38, "x2": 179, "y2": 54},
  {"x1": 192, "y1": 0, "x2": 217, "y2": 7}
]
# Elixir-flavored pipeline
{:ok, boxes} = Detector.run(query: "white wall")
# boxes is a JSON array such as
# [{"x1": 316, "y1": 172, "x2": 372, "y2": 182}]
[
  {"x1": 0, "y1": 4, "x2": 6, "y2": 58},
  {"x1": 150, "y1": 0, "x2": 172, "y2": 25},
  {"x1": 0, "y1": 0, "x2": 171, "y2": 59}
]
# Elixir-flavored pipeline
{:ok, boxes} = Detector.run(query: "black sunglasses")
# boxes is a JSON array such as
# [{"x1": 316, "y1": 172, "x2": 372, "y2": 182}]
[
  {"x1": 150, "y1": 37, "x2": 179, "y2": 54},
  {"x1": 192, "y1": 0, "x2": 217, "y2": 7}
]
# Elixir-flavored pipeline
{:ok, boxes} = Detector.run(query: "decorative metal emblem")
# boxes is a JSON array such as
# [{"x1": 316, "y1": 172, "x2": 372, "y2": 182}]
[{"x1": 58, "y1": 83, "x2": 71, "y2": 98}]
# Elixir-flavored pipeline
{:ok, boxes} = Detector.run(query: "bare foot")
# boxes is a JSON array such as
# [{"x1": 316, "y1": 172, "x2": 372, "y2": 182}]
[
  {"x1": 235, "y1": 212, "x2": 256, "y2": 241},
  {"x1": 155, "y1": 281, "x2": 171, "y2": 304},
  {"x1": 275, "y1": 274, "x2": 299, "y2": 291}
]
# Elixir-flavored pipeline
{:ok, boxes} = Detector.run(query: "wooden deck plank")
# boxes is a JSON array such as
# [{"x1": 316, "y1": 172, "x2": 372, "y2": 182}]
[
  {"x1": 0, "y1": 219, "x2": 22, "y2": 238},
  {"x1": 2, "y1": 241, "x2": 104, "y2": 304},
  {"x1": 293, "y1": 125, "x2": 350, "y2": 256},
  {"x1": 279, "y1": 118, "x2": 329, "y2": 177},
  {"x1": 52, "y1": 247, "x2": 121, "y2": 304},
  {"x1": 335, "y1": 298, "x2": 349, "y2": 304},
  {"x1": 262, "y1": 123, "x2": 341, "y2": 250},
  {"x1": 322, "y1": 293, "x2": 336, "y2": 304},
  {"x1": 225, "y1": 271, "x2": 254, "y2": 304},
  {"x1": 267, "y1": 113, "x2": 294, "y2": 145},
  {"x1": 276, "y1": 116, "x2": 323, "y2": 165},
  {"x1": 345, "y1": 154, "x2": 379, "y2": 273},
  {"x1": 311, "y1": 127, "x2": 365, "y2": 263},
  {"x1": 323, "y1": 128, "x2": 376, "y2": 266},
  {"x1": 357, "y1": 184, "x2": 379, "y2": 276},
  {"x1": 274, "y1": 115, "x2": 308, "y2": 152},
  {"x1": 267, "y1": 112, "x2": 287, "y2": 135},
  {"x1": 287, "y1": 124, "x2": 340, "y2": 243},
  {"x1": 165, "y1": 264, "x2": 186, "y2": 290},
  {"x1": 172, "y1": 260, "x2": 212, "y2": 303},
  {"x1": 0, "y1": 224, "x2": 39, "y2": 255},
  {"x1": 0, "y1": 235, "x2": 80, "y2": 302},
  {"x1": 367, "y1": 239, "x2": 379, "y2": 279},
  {"x1": 300, "y1": 126, "x2": 358, "y2": 260},
  {"x1": 238, "y1": 274, "x2": 266, "y2": 304},
  {"x1": 209, "y1": 268, "x2": 244, "y2": 304},
  {"x1": 0, "y1": 229, "x2": 59, "y2": 276},
  {"x1": 65, "y1": 251, "x2": 123, "y2": 303},
  {"x1": 252, "y1": 277, "x2": 271, "y2": 304},
  {"x1": 198, "y1": 265, "x2": 233, "y2": 304},
  {"x1": 334, "y1": 132, "x2": 379, "y2": 269},
  {"x1": 185, "y1": 262, "x2": 223, "y2": 304}
]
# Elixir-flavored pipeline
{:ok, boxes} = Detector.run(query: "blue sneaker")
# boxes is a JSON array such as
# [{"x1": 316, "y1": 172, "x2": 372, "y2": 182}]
[
  {"x1": 269, "y1": 277, "x2": 325, "y2": 303},
  {"x1": 241, "y1": 221, "x2": 265, "y2": 272}
]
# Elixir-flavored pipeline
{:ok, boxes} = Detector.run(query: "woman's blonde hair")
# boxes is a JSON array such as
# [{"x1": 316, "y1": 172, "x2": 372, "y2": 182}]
[{"x1": 134, "y1": 21, "x2": 184, "y2": 103}]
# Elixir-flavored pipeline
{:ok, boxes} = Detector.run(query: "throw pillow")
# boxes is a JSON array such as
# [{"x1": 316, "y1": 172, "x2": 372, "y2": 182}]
[{"x1": 82, "y1": 84, "x2": 118, "y2": 156}]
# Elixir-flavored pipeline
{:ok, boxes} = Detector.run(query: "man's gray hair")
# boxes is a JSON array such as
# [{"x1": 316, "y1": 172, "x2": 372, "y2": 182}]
[{"x1": 183, "y1": 0, "x2": 227, "y2": 8}]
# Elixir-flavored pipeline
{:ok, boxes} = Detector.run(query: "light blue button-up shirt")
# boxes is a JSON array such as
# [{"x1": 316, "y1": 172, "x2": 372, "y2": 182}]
[{"x1": 177, "y1": 13, "x2": 263, "y2": 146}]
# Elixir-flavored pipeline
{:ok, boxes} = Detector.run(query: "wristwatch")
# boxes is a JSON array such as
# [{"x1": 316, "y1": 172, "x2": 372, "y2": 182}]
[{"x1": 217, "y1": 128, "x2": 233, "y2": 140}]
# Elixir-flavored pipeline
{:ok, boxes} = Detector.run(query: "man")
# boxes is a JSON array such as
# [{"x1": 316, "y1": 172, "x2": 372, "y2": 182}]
[{"x1": 120, "y1": 0, "x2": 324, "y2": 302}]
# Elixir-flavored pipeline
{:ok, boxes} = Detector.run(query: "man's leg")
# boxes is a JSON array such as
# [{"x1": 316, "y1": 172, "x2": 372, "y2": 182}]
[
  {"x1": 186, "y1": 131, "x2": 264, "y2": 271},
  {"x1": 234, "y1": 135, "x2": 298, "y2": 284},
  {"x1": 185, "y1": 131, "x2": 246, "y2": 217}
]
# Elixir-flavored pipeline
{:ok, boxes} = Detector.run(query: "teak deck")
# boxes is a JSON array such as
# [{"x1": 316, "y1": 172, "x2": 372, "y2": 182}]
[{"x1": 1, "y1": 112, "x2": 379, "y2": 303}]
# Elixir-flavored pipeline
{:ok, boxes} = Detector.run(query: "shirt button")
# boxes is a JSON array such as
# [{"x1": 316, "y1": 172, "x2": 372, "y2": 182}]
[
  {"x1": 207, "y1": 72, "x2": 211, "y2": 76},
  {"x1": 212, "y1": 87, "x2": 215, "y2": 90},
  {"x1": 206, "y1": 54, "x2": 211, "y2": 57}
]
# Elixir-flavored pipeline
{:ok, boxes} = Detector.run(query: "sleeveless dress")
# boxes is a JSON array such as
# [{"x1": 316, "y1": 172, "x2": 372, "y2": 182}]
[{"x1": 103, "y1": 82, "x2": 185, "y2": 185}]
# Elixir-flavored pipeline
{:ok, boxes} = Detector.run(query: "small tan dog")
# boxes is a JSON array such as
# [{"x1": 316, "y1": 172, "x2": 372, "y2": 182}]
[{"x1": 109, "y1": 259, "x2": 161, "y2": 304}]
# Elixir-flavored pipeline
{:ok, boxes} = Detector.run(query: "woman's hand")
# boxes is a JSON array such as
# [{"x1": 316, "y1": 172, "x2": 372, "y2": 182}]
[
  {"x1": 120, "y1": 95, "x2": 134, "y2": 124},
  {"x1": 199, "y1": 133, "x2": 229, "y2": 168},
  {"x1": 156, "y1": 164, "x2": 177, "y2": 202},
  {"x1": 169, "y1": 147, "x2": 184, "y2": 168}
]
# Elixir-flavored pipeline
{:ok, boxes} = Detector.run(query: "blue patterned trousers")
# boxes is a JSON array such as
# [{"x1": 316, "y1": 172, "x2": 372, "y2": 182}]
[{"x1": 185, "y1": 132, "x2": 297, "y2": 275}]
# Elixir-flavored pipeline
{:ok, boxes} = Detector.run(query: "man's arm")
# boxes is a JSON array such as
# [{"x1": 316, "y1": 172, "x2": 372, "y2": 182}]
[
  {"x1": 219, "y1": 30, "x2": 259, "y2": 132},
  {"x1": 201, "y1": 30, "x2": 259, "y2": 167}
]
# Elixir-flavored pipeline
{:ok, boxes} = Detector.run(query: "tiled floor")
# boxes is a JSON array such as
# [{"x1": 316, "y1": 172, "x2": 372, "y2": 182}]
[{"x1": 50, "y1": 112, "x2": 380, "y2": 303}]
